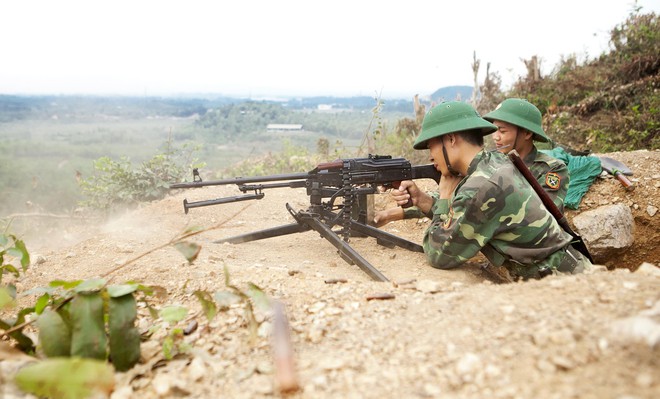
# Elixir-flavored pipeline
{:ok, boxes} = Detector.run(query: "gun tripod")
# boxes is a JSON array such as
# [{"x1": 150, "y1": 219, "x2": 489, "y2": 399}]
[{"x1": 214, "y1": 196, "x2": 423, "y2": 282}]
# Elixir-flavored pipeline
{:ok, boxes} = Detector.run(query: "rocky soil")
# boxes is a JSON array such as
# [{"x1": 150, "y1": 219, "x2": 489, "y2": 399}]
[{"x1": 1, "y1": 149, "x2": 659, "y2": 399}]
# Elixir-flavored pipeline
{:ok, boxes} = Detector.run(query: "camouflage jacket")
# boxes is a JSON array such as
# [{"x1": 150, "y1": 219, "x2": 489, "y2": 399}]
[
  {"x1": 404, "y1": 147, "x2": 569, "y2": 219},
  {"x1": 524, "y1": 146, "x2": 569, "y2": 213},
  {"x1": 423, "y1": 150, "x2": 572, "y2": 278}
]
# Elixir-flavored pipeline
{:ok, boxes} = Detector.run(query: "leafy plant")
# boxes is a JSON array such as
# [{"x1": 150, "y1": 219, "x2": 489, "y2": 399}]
[
  {"x1": 15, "y1": 358, "x2": 115, "y2": 399},
  {"x1": 0, "y1": 233, "x2": 30, "y2": 285},
  {"x1": 157, "y1": 304, "x2": 190, "y2": 360},
  {"x1": 26, "y1": 279, "x2": 144, "y2": 371},
  {"x1": 79, "y1": 137, "x2": 203, "y2": 211},
  {"x1": 194, "y1": 264, "x2": 271, "y2": 343},
  {"x1": 0, "y1": 233, "x2": 32, "y2": 350}
]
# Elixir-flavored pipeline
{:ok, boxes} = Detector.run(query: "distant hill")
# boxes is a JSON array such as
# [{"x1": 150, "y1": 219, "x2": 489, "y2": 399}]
[{"x1": 428, "y1": 86, "x2": 473, "y2": 103}]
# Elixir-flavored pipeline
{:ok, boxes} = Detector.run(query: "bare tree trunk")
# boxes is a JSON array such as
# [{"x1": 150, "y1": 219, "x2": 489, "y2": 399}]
[
  {"x1": 471, "y1": 51, "x2": 481, "y2": 105},
  {"x1": 413, "y1": 94, "x2": 425, "y2": 126},
  {"x1": 523, "y1": 55, "x2": 542, "y2": 82}
]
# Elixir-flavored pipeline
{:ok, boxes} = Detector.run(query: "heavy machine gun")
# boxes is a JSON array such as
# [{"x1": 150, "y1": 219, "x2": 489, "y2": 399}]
[{"x1": 170, "y1": 155, "x2": 441, "y2": 281}]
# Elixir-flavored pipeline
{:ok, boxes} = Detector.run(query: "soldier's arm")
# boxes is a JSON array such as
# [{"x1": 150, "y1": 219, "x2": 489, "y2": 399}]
[{"x1": 422, "y1": 188, "x2": 501, "y2": 269}]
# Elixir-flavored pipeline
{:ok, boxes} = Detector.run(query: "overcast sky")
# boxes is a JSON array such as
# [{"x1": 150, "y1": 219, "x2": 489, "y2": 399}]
[{"x1": 1, "y1": 0, "x2": 658, "y2": 99}]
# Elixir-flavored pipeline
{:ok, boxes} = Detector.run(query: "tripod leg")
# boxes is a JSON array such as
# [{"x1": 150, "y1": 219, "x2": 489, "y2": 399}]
[
  {"x1": 349, "y1": 220, "x2": 424, "y2": 253},
  {"x1": 300, "y1": 213, "x2": 389, "y2": 282},
  {"x1": 214, "y1": 223, "x2": 310, "y2": 244}
]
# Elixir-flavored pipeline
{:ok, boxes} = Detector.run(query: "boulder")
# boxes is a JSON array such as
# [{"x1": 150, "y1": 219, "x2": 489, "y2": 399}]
[{"x1": 572, "y1": 204, "x2": 634, "y2": 262}]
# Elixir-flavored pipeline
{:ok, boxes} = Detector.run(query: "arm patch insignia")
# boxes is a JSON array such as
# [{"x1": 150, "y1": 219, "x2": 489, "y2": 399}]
[{"x1": 545, "y1": 172, "x2": 561, "y2": 190}]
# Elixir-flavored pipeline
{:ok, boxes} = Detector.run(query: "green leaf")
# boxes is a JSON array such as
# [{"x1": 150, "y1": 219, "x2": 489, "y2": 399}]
[
  {"x1": 50, "y1": 280, "x2": 83, "y2": 290},
  {"x1": 194, "y1": 290, "x2": 217, "y2": 321},
  {"x1": 5, "y1": 307, "x2": 36, "y2": 353},
  {"x1": 106, "y1": 283, "x2": 138, "y2": 298},
  {"x1": 19, "y1": 285, "x2": 54, "y2": 298},
  {"x1": 108, "y1": 294, "x2": 140, "y2": 371},
  {"x1": 162, "y1": 335, "x2": 175, "y2": 360},
  {"x1": 5, "y1": 283, "x2": 17, "y2": 299},
  {"x1": 173, "y1": 241, "x2": 201, "y2": 263},
  {"x1": 213, "y1": 290, "x2": 242, "y2": 309},
  {"x1": 2, "y1": 263, "x2": 20, "y2": 277},
  {"x1": 183, "y1": 225, "x2": 205, "y2": 234},
  {"x1": 34, "y1": 293, "x2": 51, "y2": 314},
  {"x1": 37, "y1": 309, "x2": 72, "y2": 357},
  {"x1": 73, "y1": 278, "x2": 106, "y2": 293},
  {"x1": 15, "y1": 357, "x2": 115, "y2": 399},
  {"x1": 246, "y1": 282, "x2": 271, "y2": 312},
  {"x1": 138, "y1": 284, "x2": 168, "y2": 299},
  {"x1": 159, "y1": 305, "x2": 188, "y2": 323},
  {"x1": 70, "y1": 292, "x2": 107, "y2": 360},
  {"x1": 141, "y1": 300, "x2": 159, "y2": 319},
  {"x1": 12, "y1": 238, "x2": 30, "y2": 270},
  {"x1": 0, "y1": 286, "x2": 14, "y2": 309}
]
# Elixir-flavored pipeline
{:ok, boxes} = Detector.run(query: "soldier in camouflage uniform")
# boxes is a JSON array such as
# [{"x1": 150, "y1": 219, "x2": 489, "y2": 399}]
[
  {"x1": 374, "y1": 98, "x2": 568, "y2": 226},
  {"x1": 391, "y1": 101, "x2": 590, "y2": 280},
  {"x1": 483, "y1": 98, "x2": 569, "y2": 212}
]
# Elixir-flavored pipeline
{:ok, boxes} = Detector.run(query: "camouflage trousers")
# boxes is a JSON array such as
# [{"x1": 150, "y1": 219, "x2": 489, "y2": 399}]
[{"x1": 484, "y1": 245, "x2": 592, "y2": 282}]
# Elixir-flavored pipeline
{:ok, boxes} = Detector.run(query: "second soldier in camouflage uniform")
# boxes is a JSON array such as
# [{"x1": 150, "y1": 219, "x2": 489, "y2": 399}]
[
  {"x1": 391, "y1": 101, "x2": 591, "y2": 280},
  {"x1": 483, "y1": 98, "x2": 569, "y2": 212}
]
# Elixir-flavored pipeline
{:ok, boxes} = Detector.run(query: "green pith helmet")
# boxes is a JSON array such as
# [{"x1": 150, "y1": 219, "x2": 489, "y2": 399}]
[
  {"x1": 413, "y1": 101, "x2": 497, "y2": 150},
  {"x1": 483, "y1": 98, "x2": 550, "y2": 142}
]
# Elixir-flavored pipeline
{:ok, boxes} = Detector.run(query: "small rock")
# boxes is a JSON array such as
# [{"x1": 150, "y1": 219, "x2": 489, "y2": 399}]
[
  {"x1": 415, "y1": 279, "x2": 443, "y2": 293},
  {"x1": 611, "y1": 316, "x2": 660, "y2": 347},
  {"x1": 585, "y1": 265, "x2": 609, "y2": 274},
  {"x1": 110, "y1": 386, "x2": 133, "y2": 399},
  {"x1": 307, "y1": 325, "x2": 325, "y2": 343},
  {"x1": 423, "y1": 383, "x2": 442, "y2": 396},
  {"x1": 187, "y1": 357, "x2": 207, "y2": 382},
  {"x1": 551, "y1": 355, "x2": 575, "y2": 370},
  {"x1": 647, "y1": 205, "x2": 658, "y2": 217},
  {"x1": 140, "y1": 340, "x2": 161, "y2": 361},
  {"x1": 636, "y1": 372, "x2": 654, "y2": 388},
  {"x1": 365, "y1": 292, "x2": 395, "y2": 301},
  {"x1": 635, "y1": 262, "x2": 660, "y2": 277},
  {"x1": 152, "y1": 374, "x2": 172, "y2": 396},
  {"x1": 456, "y1": 352, "x2": 481, "y2": 375},
  {"x1": 500, "y1": 305, "x2": 516, "y2": 314},
  {"x1": 307, "y1": 301, "x2": 326, "y2": 314},
  {"x1": 257, "y1": 320, "x2": 272, "y2": 337},
  {"x1": 183, "y1": 320, "x2": 198, "y2": 335},
  {"x1": 32, "y1": 255, "x2": 47, "y2": 265},
  {"x1": 536, "y1": 358, "x2": 556, "y2": 373}
]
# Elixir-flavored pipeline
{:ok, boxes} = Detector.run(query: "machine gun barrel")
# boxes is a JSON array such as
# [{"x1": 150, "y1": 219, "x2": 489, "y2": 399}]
[{"x1": 169, "y1": 168, "x2": 310, "y2": 189}]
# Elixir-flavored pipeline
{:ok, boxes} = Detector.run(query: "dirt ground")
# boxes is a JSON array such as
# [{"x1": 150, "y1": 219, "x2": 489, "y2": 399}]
[{"x1": 2, "y1": 149, "x2": 659, "y2": 398}]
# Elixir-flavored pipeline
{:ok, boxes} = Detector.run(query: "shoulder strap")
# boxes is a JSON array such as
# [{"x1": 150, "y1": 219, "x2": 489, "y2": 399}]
[{"x1": 508, "y1": 152, "x2": 594, "y2": 263}]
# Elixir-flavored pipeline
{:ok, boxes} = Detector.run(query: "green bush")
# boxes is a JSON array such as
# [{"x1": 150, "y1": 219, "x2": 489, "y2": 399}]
[{"x1": 80, "y1": 140, "x2": 202, "y2": 211}]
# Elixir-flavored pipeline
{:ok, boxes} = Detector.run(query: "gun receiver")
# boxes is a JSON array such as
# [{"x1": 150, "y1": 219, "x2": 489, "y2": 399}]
[{"x1": 169, "y1": 154, "x2": 441, "y2": 281}]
